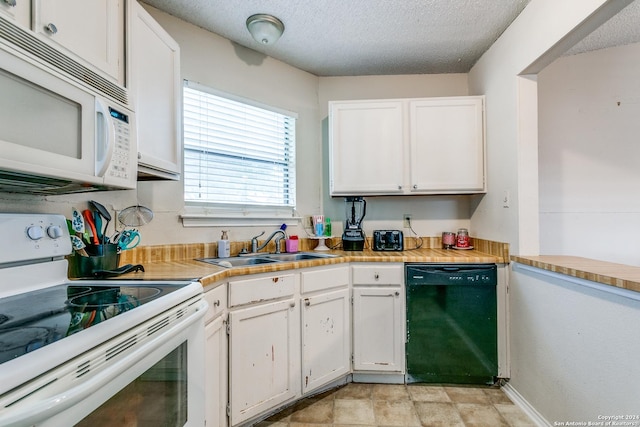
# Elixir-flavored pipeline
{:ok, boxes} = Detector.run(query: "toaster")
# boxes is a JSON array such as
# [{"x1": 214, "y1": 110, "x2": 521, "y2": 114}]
[{"x1": 372, "y1": 230, "x2": 404, "y2": 251}]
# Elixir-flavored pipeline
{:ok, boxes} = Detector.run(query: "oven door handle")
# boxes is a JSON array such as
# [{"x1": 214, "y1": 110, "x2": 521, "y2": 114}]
[{"x1": 0, "y1": 299, "x2": 208, "y2": 427}]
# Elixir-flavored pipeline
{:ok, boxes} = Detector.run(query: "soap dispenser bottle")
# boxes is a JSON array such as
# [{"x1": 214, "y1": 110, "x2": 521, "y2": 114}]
[{"x1": 218, "y1": 230, "x2": 230, "y2": 258}]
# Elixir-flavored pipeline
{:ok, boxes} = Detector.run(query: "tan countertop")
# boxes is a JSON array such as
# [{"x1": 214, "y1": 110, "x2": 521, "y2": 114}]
[
  {"x1": 511, "y1": 255, "x2": 640, "y2": 293},
  {"x1": 113, "y1": 239, "x2": 508, "y2": 287}
]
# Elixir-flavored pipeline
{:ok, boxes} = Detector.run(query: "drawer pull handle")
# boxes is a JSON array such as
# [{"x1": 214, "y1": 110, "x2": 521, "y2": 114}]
[
  {"x1": 213, "y1": 300, "x2": 221, "y2": 307},
  {"x1": 304, "y1": 298, "x2": 310, "y2": 306}
]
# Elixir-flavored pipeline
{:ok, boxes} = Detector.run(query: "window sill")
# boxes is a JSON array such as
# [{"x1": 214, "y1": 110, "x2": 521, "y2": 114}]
[{"x1": 181, "y1": 206, "x2": 300, "y2": 228}]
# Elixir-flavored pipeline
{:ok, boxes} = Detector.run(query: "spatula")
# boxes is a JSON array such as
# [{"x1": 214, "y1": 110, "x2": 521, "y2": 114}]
[
  {"x1": 71, "y1": 208, "x2": 90, "y2": 245},
  {"x1": 89, "y1": 200, "x2": 111, "y2": 244}
]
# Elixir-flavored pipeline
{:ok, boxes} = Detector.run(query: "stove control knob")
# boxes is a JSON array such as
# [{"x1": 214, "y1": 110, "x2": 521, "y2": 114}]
[
  {"x1": 27, "y1": 225, "x2": 44, "y2": 240},
  {"x1": 47, "y1": 225, "x2": 64, "y2": 239}
]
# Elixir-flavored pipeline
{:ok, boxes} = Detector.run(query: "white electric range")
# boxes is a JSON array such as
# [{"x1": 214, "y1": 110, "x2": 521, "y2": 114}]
[{"x1": 0, "y1": 213, "x2": 207, "y2": 426}]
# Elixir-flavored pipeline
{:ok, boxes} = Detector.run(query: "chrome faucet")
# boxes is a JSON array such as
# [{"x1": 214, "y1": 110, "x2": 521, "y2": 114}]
[{"x1": 251, "y1": 229, "x2": 287, "y2": 253}]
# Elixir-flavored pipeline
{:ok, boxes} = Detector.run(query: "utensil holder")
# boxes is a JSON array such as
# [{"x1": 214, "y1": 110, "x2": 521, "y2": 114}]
[{"x1": 68, "y1": 244, "x2": 120, "y2": 278}]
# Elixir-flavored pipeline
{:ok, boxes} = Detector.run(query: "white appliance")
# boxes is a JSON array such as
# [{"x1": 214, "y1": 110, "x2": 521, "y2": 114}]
[
  {"x1": 0, "y1": 213, "x2": 207, "y2": 426},
  {"x1": 0, "y1": 16, "x2": 137, "y2": 194}
]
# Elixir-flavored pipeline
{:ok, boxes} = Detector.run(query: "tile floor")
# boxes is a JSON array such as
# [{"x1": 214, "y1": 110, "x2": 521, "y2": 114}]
[{"x1": 258, "y1": 383, "x2": 536, "y2": 427}]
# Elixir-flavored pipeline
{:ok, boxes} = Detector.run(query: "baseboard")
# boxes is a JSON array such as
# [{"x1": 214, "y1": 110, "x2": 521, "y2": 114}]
[
  {"x1": 351, "y1": 373, "x2": 405, "y2": 384},
  {"x1": 501, "y1": 383, "x2": 551, "y2": 427}
]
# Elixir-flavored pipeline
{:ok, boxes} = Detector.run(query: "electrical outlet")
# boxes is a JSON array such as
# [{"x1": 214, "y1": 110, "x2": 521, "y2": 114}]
[{"x1": 403, "y1": 214, "x2": 412, "y2": 228}]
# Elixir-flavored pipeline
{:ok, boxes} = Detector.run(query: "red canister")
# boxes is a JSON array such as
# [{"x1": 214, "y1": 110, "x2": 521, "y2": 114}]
[
  {"x1": 456, "y1": 228, "x2": 470, "y2": 248},
  {"x1": 442, "y1": 232, "x2": 456, "y2": 249}
]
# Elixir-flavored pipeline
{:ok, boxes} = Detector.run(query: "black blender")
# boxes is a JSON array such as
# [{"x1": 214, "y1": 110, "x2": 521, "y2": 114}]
[{"x1": 342, "y1": 197, "x2": 366, "y2": 251}]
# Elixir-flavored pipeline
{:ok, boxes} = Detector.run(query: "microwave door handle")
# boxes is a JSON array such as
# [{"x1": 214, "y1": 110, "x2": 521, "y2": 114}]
[
  {"x1": 94, "y1": 99, "x2": 114, "y2": 177},
  {"x1": 0, "y1": 300, "x2": 207, "y2": 427}
]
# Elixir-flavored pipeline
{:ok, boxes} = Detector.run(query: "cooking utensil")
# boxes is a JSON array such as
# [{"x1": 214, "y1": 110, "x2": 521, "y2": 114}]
[
  {"x1": 89, "y1": 200, "x2": 111, "y2": 243},
  {"x1": 116, "y1": 229, "x2": 141, "y2": 251},
  {"x1": 118, "y1": 205, "x2": 153, "y2": 227},
  {"x1": 82, "y1": 209, "x2": 99, "y2": 245},
  {"x1": 93, "y1": 211, "x2": 103, "y2": 244},
  {"x1": 70, "y1": 235, "x2": 89, "y2": 257},
  {"x1": 71, "y1": 208, "x2": 90, "y2": 245}
]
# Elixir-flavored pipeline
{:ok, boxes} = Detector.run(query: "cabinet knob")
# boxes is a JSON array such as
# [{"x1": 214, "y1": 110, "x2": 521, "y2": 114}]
[
  {"x1": 289, "y1": 301, "x2": 296, "y2": 308},
  {"x1": 2, "y1": 0, "x2": 17, "y2": 7},
  {"x1": 374, "y1": 273, "x2": 379, "y2": 280},
  {"x1": 304, "y1": 298, "x2": 310, "y2": 306},
  {"x1": 398, "y1": 185, "x2": 402, "y2": 190},
  {"x1": 413, "y1": 184, "x2": 418, "y2": 189},
  {"x1": 213, "y1": 300, "x2": 221, "y2": 307},
  {"x1": 395, "y1": 291, "x2": 400, "y2": 296},
  {"x1": 44, "y1": 23, "x2": 58, "y2": 35}
]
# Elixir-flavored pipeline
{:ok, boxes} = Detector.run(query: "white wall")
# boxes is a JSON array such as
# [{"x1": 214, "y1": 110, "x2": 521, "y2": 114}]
[
  {"x1": 468, "y1": 0, "x2": 631, "y2": 255},
  {"x1": 510, "y1": 265, "x2": 640, "y2": 422},
  {"x1": 538, "y1": 42, "x2": 640, "y2": 266}
]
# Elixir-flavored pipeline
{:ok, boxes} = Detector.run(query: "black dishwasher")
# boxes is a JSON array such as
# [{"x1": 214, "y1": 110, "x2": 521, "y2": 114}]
[{"x1": 405, "y1": 264, "x2": 497, "y2": 385}]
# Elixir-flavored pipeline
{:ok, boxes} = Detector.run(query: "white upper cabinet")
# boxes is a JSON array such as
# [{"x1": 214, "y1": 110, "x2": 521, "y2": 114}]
[
  {"x1": 409, "y1": 97, "x2": 485, "y2": 192},
  {"x1": 128, "y1": 1, "x2": 181, "y2": 180},
  {"x1": 33, "y1": 0, "x2": 124, "y2": 84},
  {"x1": 0, "y1": 0, "x2": 30, "y2": 28},
  {"x1": 329, "y1": 101, "x2": 405, "y2": 195},
  {"x1": 329, "y1": 96, "x2": 486, "y2": 196}
]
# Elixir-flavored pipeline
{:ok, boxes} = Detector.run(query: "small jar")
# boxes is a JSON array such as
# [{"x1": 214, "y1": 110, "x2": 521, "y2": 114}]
[
  {"x1": 442, "y1": 232, "x2": 456, "y2": 249},
  {"x1": 456, "y1": 228, "x2": 470, "y2": 248}
]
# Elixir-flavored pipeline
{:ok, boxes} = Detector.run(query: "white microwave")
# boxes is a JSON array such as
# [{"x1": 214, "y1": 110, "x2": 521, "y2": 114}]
[{"x1": 0, "y1": 17, "x2": 137, "y2": 194}]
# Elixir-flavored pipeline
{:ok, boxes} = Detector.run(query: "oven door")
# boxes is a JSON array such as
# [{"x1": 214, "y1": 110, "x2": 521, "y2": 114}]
[{"x1": 0, "y1": 297, "x2": 207, "y2": 427}]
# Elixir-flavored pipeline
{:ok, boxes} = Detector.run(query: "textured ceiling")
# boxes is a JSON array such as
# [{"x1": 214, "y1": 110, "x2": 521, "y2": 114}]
[{"x1": 141, "y1": 0, "x2": 640, "y2": 77}]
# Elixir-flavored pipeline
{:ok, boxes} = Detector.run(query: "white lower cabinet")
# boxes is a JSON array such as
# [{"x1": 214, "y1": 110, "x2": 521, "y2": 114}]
[
  {"x1": 352, "y1": 264, "x2": 405, "y2": 374},
  {"x1": 301, "y1": 287, "x2": 350, "y2": 393},
  {"x1": 228, "y1": 298, "x2": 300, "y2": 425},
  {"x1": 204, "y1": 284, "x2": 228, "y2": 427}
]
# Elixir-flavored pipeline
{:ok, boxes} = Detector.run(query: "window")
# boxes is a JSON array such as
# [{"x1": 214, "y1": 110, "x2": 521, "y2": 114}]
[{"x1": 183, "y1": 81, "x2": 296, "y2": 209}]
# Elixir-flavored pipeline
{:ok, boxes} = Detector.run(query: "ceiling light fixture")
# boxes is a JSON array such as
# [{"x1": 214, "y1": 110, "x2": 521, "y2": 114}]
[{"x1": 246, "y1": 14, "x2": 285, "y2": 45}]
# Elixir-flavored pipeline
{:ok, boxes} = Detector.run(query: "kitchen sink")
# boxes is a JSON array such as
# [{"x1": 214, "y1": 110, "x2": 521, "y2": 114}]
[
  {"x1": 260, "y1": 252, "x2": 337, "y2": 261},
  {"x1": 197, "y1": 257, "x2": 279, "y2": 267},
  {"x1": 197, "y1": 252, "x2": 336, "y2": 268}
]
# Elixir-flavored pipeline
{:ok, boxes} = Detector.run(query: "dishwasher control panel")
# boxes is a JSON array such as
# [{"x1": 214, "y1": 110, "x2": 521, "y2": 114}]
[{"x1": 405, "y1": 264, "x2": 497, "y2": 285}]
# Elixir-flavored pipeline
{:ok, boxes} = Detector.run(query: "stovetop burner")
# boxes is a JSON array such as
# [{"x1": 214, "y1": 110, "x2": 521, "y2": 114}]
[{"x1": 0, "y1": 282, "x2": 185, "y2": 364}]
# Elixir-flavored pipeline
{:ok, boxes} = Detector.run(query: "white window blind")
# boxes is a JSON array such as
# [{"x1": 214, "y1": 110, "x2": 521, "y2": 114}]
[{"x1": 183, "y1": 82, "x2": 296, "y2": 208}]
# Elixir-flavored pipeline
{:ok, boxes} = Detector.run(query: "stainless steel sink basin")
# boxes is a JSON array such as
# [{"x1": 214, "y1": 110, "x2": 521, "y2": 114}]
[
  {"x1": 260, "y1": 252, "x2": 337, "y2": 261},
  {"x1": 197, "y1": 257, "x2": 279, "y2": 267},
  {"x1": 197, "y1": 252, "x2": 336, "y2": 267}
]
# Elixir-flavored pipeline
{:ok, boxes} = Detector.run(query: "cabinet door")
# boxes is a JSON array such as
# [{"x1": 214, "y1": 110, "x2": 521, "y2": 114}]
[
  {"x1": 34, "y1": 0, "x2": 124, "y2": 83},
  {"x1": 329, "y1": 101, "x2": 405, "y2": 195},
  {"x1": 0, "y1": 0, "x2": 30, "y2": 28},
  {"x1": 353, "y1": 287, "x2": 404, "y2": 372},
  {"x1": 301, "y1": 288, "x2": 350, "y2": 394},
  {"x1": 129, "y1": 1, "x2": 181, "y2": 179},
  {"x1": 409, "y1": 97, "x2": 485, "y2": 193},
  {"x1": 205, "y1": 315, "x2": 228, "y2": 427},
  {"x1": 229, "y1": 299, "x2": 300, "y2": 425}
]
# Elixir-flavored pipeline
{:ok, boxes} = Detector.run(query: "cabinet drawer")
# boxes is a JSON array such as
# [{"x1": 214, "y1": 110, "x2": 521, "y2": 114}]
[
  {"x1": 229, "y1": 273, "x2": 297, "y2": 307},
  {"x1": 301, "y1": 266, "x2": 349, "y2": 294},
  {"x1": 352, "y1": 264, "x2": 404, "y2": 285},
  {"x1": 204, "y1": 284, "x2": 227, "y2": 324}
]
